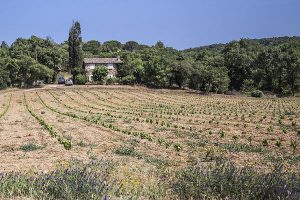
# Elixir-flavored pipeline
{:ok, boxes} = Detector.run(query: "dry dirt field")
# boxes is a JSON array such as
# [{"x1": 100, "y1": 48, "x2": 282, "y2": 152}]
[{"x1": 0, "y1": 85, "x2": 299, "y2": 174}]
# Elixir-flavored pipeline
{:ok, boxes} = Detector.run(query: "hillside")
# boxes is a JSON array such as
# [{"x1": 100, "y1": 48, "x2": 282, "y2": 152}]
[{"x1": 183, "y1": 36, "x2": 300, "y2": 52}]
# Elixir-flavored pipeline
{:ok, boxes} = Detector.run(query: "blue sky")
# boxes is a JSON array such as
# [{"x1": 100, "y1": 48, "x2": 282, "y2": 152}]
[{"x1": 0, "y1": 0, "x2": 299, "y2": 49}]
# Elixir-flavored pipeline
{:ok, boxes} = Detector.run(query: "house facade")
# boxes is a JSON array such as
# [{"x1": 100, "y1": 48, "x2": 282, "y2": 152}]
[{"x1": 83, "y1": 57, "x2": 122, "y2": 81}]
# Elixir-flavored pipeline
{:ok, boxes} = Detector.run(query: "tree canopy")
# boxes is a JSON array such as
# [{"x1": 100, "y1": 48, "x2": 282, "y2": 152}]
[{"x1": 0, "y1": 26, "x2": 299, "y2": 96}]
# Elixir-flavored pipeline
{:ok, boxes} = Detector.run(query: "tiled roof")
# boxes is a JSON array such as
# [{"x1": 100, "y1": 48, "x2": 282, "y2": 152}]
[{"x1": 83, "y1": 58, "x2": 122, "y2": 64}]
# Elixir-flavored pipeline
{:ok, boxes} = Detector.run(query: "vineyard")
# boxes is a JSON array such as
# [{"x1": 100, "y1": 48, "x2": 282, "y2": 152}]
[{"x1": 0, "y1": 86, "x2": 299, "y2": 199}]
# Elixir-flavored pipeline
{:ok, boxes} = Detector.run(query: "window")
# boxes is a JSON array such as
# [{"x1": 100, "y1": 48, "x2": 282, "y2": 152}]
[{"x1": 107, "y1": 63, "x2": 114, "y2": 69}]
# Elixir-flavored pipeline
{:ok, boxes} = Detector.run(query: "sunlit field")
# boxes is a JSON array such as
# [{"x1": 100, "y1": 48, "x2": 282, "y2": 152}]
[{"x1": 0, "y1": 86, "x2": 299, "y2": 199}]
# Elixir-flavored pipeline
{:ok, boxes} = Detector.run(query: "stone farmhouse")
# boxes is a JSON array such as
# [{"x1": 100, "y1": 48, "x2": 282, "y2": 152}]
[{"x1": 83, "y1": 57, "x2": 122, "y2": 81}]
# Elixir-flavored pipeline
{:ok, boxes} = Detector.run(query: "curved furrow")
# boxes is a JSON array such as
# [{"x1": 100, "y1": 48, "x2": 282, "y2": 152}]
[
  {"x1": 0, "y1": 91, "x2": 80, "y2": 172},
  {"x1": 34, "y1": 91, "x2": 180, "y2": 159}
]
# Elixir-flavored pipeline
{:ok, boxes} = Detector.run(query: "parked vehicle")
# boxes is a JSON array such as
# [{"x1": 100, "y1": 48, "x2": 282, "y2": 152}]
[
  {"x1": 58, "y1": 77, "x2": 65, "y2": 84},
  {"x1": 65, "y1": 79, "x2": 73, "y2": 86}
]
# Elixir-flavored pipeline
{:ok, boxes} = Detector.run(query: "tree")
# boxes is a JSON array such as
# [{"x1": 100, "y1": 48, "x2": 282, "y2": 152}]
[
  {"x1": 58, "y1": 41, "x2": 69, "y2": 71},
  {"x1": 281, "y1": 44, "x2": 300, "y2": 96},
  {"x1": 15, "y1": 56, "x2": 36, "y2": 87},
  {"x1": 117, "y1": 54, "x2": 144, "y2": 83},
  {"x1": 143, "y1": 55, "x2": 170, "y2": 87},
  {"x1": 0, "y1": 54, "x2": 10, "y2": 89},
  {"x1": 9, "y1": 36, "x2": 64, "y2": 83},
  {"x1": 189, "y1": 65, "x2": 229, "y2": 93},
  {"x1": 83, "y1": 40, "x2": 101, "y2": 55},
  {"x1": 123, "y1": 41, "x2": 139, "y2": 52},
  {"x1": 9, "y1": 38, "x2": 31, "y2": 59},
  {"x1": 0, "y1": 48, "x2": 8, "y2": 58},
  {"x1": 68, "y1": 21, "x2": 83, "y2": 83},
  {"x1": 154, "y1": 41, "x2": 165, "y2": 49},
  {"x1": 0, "y1": 66, "x2": 10, "y2": 89},
  {"x1": 92, "y1": 66, "x2": 108, "y2": 84},
  {"x1": 223, "y1": 41, "x2": 255, "y2": 90},
  {"x1": 27, "y1": 63, "x2": 53, "y2": 86},
  {"x1": 169, "y1": 61, "x2": 192, "y2": 88},
  {"x1": 254, "y1": 48, "x2": 276, "y2": 91},
  {"x1": 5, "y1": 58, "x2": 20, "y2": 87},
  {"x1": 0, "y1": 41, "x2": 9, "y2": 50},
  {"x1": 253, "y1": 46, "x2": 287, "y2": 93},
  {"x1": 101, "y1": 40, "x2": 122, "y2": 52},
  {"x1": 211, "y1": 67, "x2": 230, "y2": 93},
  {"x1": 137, "y1": 44, "x2": 150, "y2": 50},
  {"x1": 195, "y1": 49, "x2": 224, "y2": 67},
  {"x1": 14, "y1": 56, "x2": 53, "y2": 87}
]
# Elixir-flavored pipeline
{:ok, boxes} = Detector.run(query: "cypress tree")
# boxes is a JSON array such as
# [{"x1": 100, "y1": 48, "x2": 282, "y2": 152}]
[{"x1": 68, "y1": 21, "x2": 83, "y2": 83}]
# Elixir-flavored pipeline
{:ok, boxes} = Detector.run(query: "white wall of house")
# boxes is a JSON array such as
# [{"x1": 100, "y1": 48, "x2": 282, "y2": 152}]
[
  {"x1": 88, "y1": 75, "x2": 93, "y2": 82},
  {"x1": 86, "y1": 64, "x2": 96, "y2": 70}
]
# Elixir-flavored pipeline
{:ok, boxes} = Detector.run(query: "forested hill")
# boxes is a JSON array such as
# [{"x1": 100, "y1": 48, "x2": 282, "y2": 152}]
[
  {"x1": 183, "y1": 36, "x2": 300, "y2": 53},
  {"x1": 0, "y1": 25, "x2": 300, "y2": 96}
]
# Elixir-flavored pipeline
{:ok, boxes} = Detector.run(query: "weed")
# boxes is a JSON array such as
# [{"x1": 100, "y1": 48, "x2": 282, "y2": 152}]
[
  {"x1": 115, "y1": 145, "x2": 139, "y2": 157},
  {"x1": 262, "y1": 139, "x2": 269, "y2": 146},
  {"x1": 77, "y1": 140, "x2": 87, "y2": 147},
  {"x1": 174, "y1": 143, "x2": 183, "y2": 152},
  {"x1": 19, "y1": 143, "x2": 43, "y2": 152}
]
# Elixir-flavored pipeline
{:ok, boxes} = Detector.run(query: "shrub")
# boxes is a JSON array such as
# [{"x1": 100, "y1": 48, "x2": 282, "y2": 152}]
[
  {"x1": 120, "y1": 75, "x2": 135, "y2": 85},
  {"x1": 251, "y1": 90, "x2": 264, "y2": 98},
  {"x1": 19, "y1": 143, "x2": 42, "y2": 152},
  {"x1": 0, "y1": 161, "x2": 116, "y2": 199},
  {"x1": 93, "y1": 66, "x2": 108, "y2": 84},
  {"x1": 76, "y1": 74, "x2": 88, "y2": 85},
  {"x1": 106, "y1": 77, "x2": 118, "y2": 85},
  {"x1": 115, "y1": 145, "x2": 138, "y2": 157},
  {"x1": 172, "y1": 160, "x2": 300, "y2": 200},
  {"x1": 242, "y1": 79, "x2": 255, "y2": 93}
]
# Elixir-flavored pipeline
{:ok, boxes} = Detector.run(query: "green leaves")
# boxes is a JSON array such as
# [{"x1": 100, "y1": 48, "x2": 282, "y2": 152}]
[
  {"x1": 189, "y1": 64, "x2": 229, "y2": 93},
  {"x1": 83, "y1": 40, "x2": 101, "y2": 55},
  {"x1": 68, "y1": 21, "x2": 83, "y2": 69},
  {"x1": 143, "y1": 54, "x2": 171, "y2": 87},
  {"x1": 92, "y1": 66, "x2": 108, "y2": 83}
]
